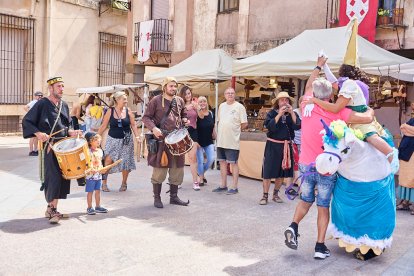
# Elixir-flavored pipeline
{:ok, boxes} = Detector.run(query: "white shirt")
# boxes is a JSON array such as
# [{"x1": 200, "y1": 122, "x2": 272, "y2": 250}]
[{"x1": 217, "y1": 101, "x2": 247, "y2": 150}]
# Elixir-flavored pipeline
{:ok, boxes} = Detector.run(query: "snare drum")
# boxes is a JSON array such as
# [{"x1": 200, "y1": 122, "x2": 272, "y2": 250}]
[
  {"x1": 52, "y1": 137, "x2": 91, "y2": 180},
  {"x1": 164, "y1": 128, "x2": 194, "y2": 156}
]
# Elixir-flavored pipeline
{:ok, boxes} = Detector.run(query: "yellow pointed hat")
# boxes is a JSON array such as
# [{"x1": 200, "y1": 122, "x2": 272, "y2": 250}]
[{"x1": 343, "y1": 17, "x2": 359, "y2": 67}]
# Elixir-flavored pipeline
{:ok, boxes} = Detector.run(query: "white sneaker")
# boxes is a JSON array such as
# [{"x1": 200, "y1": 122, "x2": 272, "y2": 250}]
[{"x1": 193, "y1": 182, "x2": 200, "y2": 191}]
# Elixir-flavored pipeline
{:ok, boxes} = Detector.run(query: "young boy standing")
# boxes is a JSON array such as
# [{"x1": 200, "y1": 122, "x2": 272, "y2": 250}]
[{"x1": 85, "y1": 132, "x2": 108, "y2": 215}]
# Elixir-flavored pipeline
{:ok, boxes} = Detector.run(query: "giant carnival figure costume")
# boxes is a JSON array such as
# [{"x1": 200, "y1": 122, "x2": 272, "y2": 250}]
[{"x1": 316, "y1": 120, "x2": 396, "y2": 260}]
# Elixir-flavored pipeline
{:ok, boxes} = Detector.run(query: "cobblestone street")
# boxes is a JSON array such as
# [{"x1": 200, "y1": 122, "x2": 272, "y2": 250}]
[{"x1": 0, "y1": 136, "x2": 413, "y2": 275}]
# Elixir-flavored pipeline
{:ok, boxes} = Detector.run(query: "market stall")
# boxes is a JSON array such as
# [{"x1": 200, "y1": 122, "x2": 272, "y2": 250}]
[{"x1": 232, "y1": 23, "x2": 414, "y2": 180}]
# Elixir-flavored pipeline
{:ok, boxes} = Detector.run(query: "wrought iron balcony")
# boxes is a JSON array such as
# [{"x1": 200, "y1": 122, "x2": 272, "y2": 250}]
[{"x1": 134, "y1": 19, "x2": 171, "y2": 56}]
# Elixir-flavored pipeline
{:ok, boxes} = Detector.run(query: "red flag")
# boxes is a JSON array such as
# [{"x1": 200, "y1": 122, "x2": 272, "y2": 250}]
[{"x1": 339, "y1": 0, "x2": 379, "y2": 42}]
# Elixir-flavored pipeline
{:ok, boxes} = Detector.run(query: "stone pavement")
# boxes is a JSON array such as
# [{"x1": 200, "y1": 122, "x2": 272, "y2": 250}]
[{"x1": 0, "y1": 136, "x2": 413, "y2": 275}]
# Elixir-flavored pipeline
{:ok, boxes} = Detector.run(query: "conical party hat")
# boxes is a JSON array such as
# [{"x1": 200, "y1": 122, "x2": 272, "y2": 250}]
[{"x1": 343, "y1": 17, "x2": 359, "y2": 67}]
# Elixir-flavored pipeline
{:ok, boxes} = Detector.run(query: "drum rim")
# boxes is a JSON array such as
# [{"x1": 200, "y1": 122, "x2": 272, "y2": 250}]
[
  {"x1": 165, "y1": 128, "x2": 189, "y2": 144},
  {"x1": 52, "y1": 137, "x2": 87, "y2": 153}
]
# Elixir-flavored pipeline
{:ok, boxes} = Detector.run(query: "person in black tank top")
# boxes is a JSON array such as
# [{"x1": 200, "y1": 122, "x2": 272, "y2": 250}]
[{"x1": 97, "y1": 91, "x2": 140, "y2": 192}]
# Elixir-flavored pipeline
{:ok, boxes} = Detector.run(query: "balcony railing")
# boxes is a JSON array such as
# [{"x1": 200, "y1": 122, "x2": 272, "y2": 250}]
[{"x1": 134, "y1": 19, "x2": 171, "y2": 56}]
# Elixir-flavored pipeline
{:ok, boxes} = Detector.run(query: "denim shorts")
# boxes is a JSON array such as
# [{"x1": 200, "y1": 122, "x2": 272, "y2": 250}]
[
  {"x1": 85, "y1": 179, "x2": 102, "y2": 192},
  {"x1": 216, "y1": 147, "x2": 239, "y2": 163},
  {"x1": 299, "y1": 164, "x2": 337, "y2": 208}
]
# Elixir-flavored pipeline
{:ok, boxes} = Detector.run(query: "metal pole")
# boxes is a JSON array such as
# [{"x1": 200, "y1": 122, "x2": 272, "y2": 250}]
[
  {"x1": 214, "y1": 80, "x2": 219, "y2": 170},
  {"x1": 140, "y1": 84, "x2": 149, "y2": 158}
]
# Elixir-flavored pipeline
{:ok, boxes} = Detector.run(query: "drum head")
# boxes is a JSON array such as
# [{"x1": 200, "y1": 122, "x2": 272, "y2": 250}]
[
  {"x1": 165, "y1": 129, "x2": 188, "y2": 144},
  {"x1": 53, "y1": 137, "x2": 87, "y2": 153}
]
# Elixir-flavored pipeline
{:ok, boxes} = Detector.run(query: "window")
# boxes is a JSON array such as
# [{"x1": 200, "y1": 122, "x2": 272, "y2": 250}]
[
  {"x1": 0, "y1": 14, "x2": 35, "y2": 104},
  {"x1": 0, "y1": 116, "x2": 21, "y2": 133},
  {"x1": 98, "y1": 32, "x2": 126, "y2": 86},
  {"x1": 151, "y1": 0, "x2": 169, "y2": 20},
  {"x1": 218, "y1": 0, "x2": 239, "y2": 13}
]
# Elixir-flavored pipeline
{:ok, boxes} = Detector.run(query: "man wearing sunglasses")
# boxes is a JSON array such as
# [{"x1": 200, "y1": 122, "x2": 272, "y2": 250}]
[{"x1": 24, "y1": 91, "x2": 43, "y2": 156}]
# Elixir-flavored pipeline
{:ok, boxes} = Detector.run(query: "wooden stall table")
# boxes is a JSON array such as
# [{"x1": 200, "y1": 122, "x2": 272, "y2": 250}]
[{"x1": 237, "y1": 131, "x2": 267, "y2": 180}]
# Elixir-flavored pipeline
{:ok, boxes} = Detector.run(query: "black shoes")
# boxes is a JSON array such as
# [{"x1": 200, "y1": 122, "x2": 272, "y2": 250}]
[
  {"x1": 29, "y1": 151, "x2": 38, "y2": 156},
  {"x1": 284, "y1": 226, "x2": 299, "y2": 250},
  {"x1": 314, "y1": 243, "x2": 331, "y2": 260}
]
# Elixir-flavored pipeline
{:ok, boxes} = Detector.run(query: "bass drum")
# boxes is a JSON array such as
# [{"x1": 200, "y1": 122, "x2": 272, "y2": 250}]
[{"x1": 52, "y1": 137, "x2": 91, "y2": 180}]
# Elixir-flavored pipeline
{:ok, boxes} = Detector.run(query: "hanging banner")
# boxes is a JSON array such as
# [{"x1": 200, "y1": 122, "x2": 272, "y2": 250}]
[
  {"x1": 338, "y1": 0, "x2": 379, "y2": 42},
  {"x1": 137, "y1": 20, "x2": 154, "y2": 62}
]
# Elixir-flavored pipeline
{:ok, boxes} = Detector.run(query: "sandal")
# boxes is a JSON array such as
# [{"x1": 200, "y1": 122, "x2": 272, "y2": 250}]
[
  {"x1": 102, "y1": 183, "x2": 110, "y2": 192},
  {"x1": 259, "y1": 193, "x2": 269, "y2": 205},
  {"x1": 45, "y1": 205, "x2": 69, "y2": 219},
  {"x1": 119, "y1": 183, "x2": 127, "y2": 192},
  {"x1": 411, "y1": 210, "x2": 414, "y2": 215},
  {"x1": 272, "y1": 190, "x2": 284, "y2": 203},
  {"x1": 46, "y1": 206, "x2": 61, "y2": 224},
  {"x1": 396, "y1": 200, "x2": 410, "y2": 211}
]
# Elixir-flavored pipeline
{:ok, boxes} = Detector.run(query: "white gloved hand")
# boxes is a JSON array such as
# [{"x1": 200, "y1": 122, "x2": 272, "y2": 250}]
[{"x1": 303, "y1": 104, "x2": 314, "y2": 117}]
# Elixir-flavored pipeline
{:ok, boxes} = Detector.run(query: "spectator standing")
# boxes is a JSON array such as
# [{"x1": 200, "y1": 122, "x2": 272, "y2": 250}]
[
  {"x1": 259, "y1": 92, "x2": 301, "y2": 205},
  {"x1": 178, "y1": 86, "x2": 200, "y2": 190},
  {"x1": 97, "y1": 91, "x2": 139, "y2": 192},
  {"x1": 213, "y1": 87, "x2": 248, "y2": 195},
  {"x1": 396, "y1": 118, "x2": 414, "y2": 214},
  {"x1": 196, "y1": 96, "x2": 216, "y2": 186},
  {"x1": 24, "y1": 91, "x2": 43, "y2": 156}
]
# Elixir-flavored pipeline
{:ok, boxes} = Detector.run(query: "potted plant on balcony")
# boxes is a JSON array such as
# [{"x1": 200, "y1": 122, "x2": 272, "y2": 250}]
[
  {"x1": 377, "y1": 8, "x2": 391, "y2": 25},
  {"x1": 329, "y1": 17, "x2": 339, "y2": 28}
]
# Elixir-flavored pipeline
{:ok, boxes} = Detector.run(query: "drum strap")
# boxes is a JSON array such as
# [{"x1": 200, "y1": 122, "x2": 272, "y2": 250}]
[{"x1": 159, "y1": 97, "x2": 175, "y2": 134}]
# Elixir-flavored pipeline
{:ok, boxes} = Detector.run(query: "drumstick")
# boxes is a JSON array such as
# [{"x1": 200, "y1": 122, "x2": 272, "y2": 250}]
[
  {"x1": 50, "y1": 128, "x2": 67, "y2": 137},
  {"x1": 85, "y1": 159, "x2": 122, "y2": 174}
]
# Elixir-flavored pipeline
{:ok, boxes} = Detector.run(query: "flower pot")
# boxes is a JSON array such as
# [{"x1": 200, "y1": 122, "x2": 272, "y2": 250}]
[
  {"x1": 393, "y1": 8, "x2": 404, "y2": 25},
  {"x1": 330, "y1": 21, "x2": 340, "y2": 28},
  {"x1": 377, "y1": 15, "x2": 390, "y2": 26}
]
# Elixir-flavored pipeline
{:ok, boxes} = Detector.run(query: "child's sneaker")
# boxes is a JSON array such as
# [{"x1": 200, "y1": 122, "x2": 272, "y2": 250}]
[
  {"x1": 95, "y1": 206, "x2": 108, "y2": 213},
  {"x1": 87, "y1": 207, "x2": 96, "y2": 215}
]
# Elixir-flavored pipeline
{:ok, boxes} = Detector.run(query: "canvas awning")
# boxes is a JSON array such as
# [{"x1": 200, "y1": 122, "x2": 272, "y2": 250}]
[
  {"x1": 233, "y1": 25, "x2": 413, "y2": 79},
  {"x1": 145, "y1": 49, "x2": 234, "y2": 84},
  {"x1": 364, "y1": 63, "x2": 414, "y2": 82},
  {"x1": 75, "y1": 84, "x2": 145, "y2": 94}
]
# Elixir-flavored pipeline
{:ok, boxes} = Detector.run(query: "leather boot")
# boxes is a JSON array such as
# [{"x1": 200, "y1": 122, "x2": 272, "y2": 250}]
[
  {"x1": 169, "y1": 184, "x2": 189, "y2": 206},
  {"x1": 153, "y1": 183, "x2": 163, "y2": 208}
]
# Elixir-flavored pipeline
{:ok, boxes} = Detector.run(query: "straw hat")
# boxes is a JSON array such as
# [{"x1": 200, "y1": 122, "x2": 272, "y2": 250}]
[
  {"x1": 161, "y1": 77, "x2": 178, "y2": 91},
  {"x1": 271, "y1": 91, "x2": 295, "y2": 105}
]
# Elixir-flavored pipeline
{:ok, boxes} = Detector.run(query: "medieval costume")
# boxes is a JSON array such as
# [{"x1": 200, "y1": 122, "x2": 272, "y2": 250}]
[
  {"x1": 22, "y1": 96, "x2": 71, "y2": 203},
  {"x1": 142, "y1": 78, "x2": 189, "y2": 208},
  {"x1": 262, "y1": 108, "x2": 301, "y2": 179}
]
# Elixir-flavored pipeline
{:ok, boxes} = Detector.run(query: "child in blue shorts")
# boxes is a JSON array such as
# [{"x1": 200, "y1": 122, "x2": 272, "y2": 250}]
[{"x1": 85, "y1": 132, "x2": 108, "y2": 215}]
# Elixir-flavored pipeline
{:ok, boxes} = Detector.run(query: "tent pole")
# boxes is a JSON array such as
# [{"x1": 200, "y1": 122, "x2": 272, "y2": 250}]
[
  {"x1": 214, "y1": 80, "x2": 219, "y2": 170},
  {"x1": 140, "y1": 84, "x2": 149, "y2": 158}
]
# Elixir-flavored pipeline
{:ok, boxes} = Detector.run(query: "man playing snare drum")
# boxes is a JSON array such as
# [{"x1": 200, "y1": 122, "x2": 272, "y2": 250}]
[
  {"x1": 142, "y1": 77, "x2": 190, "y2": 208},
  {"x1": 22, "y1": 77, "x2": 82, "y2": 224}
]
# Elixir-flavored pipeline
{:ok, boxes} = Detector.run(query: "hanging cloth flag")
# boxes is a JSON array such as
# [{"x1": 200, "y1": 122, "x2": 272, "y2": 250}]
[
  {"x1": 137, "y1": 20, "x2": 154, "y2": 62},
  {"x1": 338, "y1": 0, "x2": 379, "y2": 42}
]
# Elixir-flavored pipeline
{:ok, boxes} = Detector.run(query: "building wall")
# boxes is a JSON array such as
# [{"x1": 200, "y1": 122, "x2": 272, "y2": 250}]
[
  {"x1": 0, "y1": 0, "x2": 127, "y2": 122},
  {"x1": 215, "y1": 0, "x2": 329, "y2": 57}
]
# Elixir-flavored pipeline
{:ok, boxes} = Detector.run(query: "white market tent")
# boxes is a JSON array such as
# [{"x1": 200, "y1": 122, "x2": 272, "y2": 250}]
[
  {"x1": 233, "y1": 26, "x2": 413, "y2": 79},
  {"x1": 145, "y1": 49, "x2": 234, "y2": 84},
  {"x1": 146, "y1": 49, "x2": 235, "y2": 170},
  {"x1": 364, "y1": 63, "x2": 414, "y2": 82}
]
